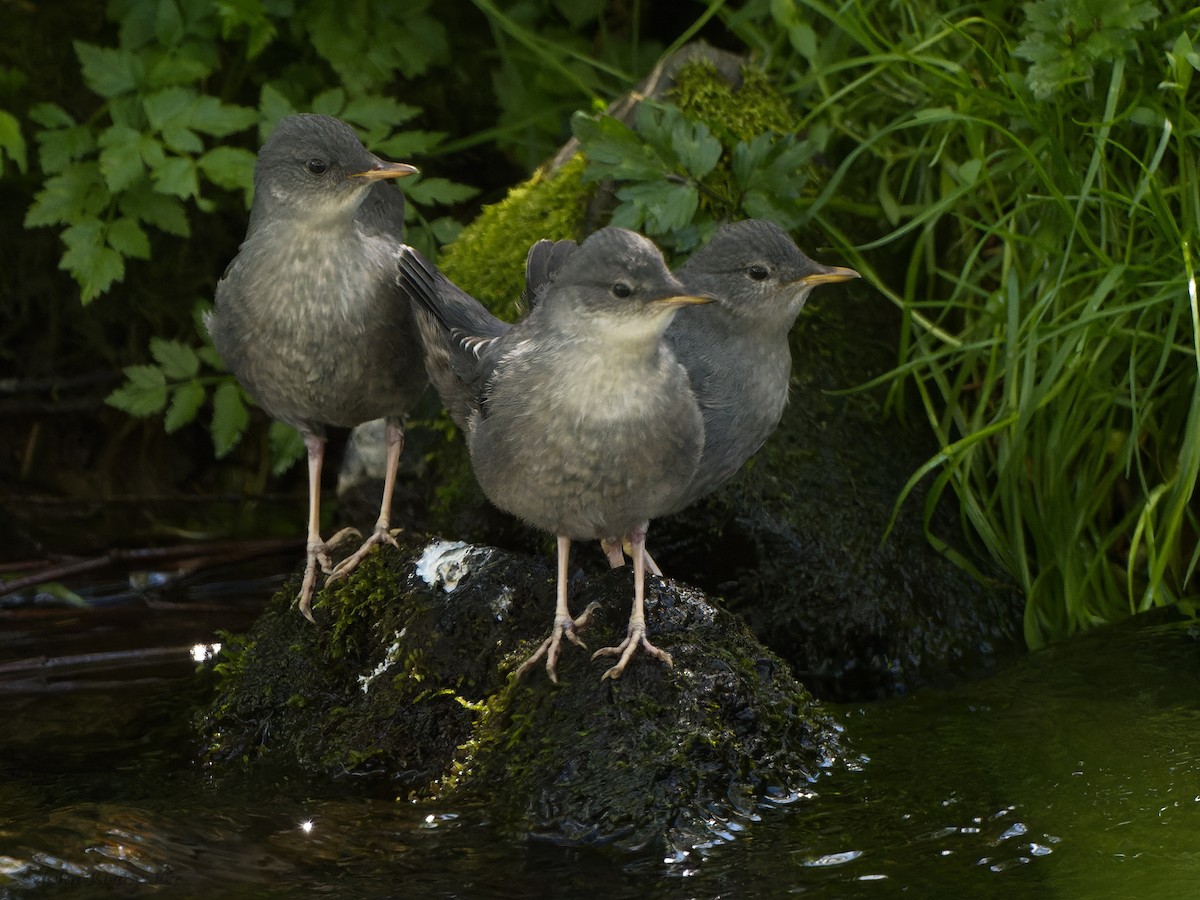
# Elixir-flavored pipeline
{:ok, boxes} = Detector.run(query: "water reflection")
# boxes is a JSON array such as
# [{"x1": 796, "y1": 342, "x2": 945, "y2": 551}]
[{"x1": 1, "y1": 566, "x2": 1198, "y2": 898}]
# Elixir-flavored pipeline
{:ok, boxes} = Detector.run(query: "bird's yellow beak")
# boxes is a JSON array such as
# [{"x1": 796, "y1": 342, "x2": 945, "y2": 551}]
[
  {"x1": 797, "y1": 266, "x2": 860, "y2": 286},
  {"x1": 654, "y1": 293, "x2": 717, "y2": 307},
  {"x1": 353, "y1": 160, "x2": 420, "y2": 181}
]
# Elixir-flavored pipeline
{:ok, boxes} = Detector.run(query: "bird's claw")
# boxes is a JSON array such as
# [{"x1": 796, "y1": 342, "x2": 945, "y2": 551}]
[
  {"x1": 592, "y1": 623, "x2": 672, "y2": 681},
  {"x1": 512, "y1": 602, "x2": 601, "y2": 683},
  {"x1": 326, "y1": 526, "x2": 400, "y2": 585}
]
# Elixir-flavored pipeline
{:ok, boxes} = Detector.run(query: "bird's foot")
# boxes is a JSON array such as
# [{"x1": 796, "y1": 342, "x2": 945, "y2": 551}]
[
  {"x1": 326, "y1": 525, "x2": 400, "y2": 584},
  {"x1": 295, "y1": 530, "x2": 363, "y2": 623},
  {"x1": 512, "y1": 602, "x2": 601, "y2": 684},
  {"x1": 592, "y1": 622, "x2": 673, "y2": 681}
]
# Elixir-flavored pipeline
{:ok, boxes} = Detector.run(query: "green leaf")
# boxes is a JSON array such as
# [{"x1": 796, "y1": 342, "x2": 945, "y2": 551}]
[
  {"x1": 144, "y1": 86, "x2": 195, "y2": 131},
  {"x1": 150, "y1": 337, "x2": 200, "y2": 379},
  {"x1": 342, "y1": 97, "x2": 421, "y2": 137},
  {"x1": 98, "y1": 124, "x2": 147, "y2": 192},
  {"x1": 404, "y1": 177, "x2": 478, "y2": 207},
  {"x1": 60, "y1": 219, "x2": 126, "y2": 301},
  {"x1": 572, "y1": 112, "x2": 668, "y2": 182},
  {"x1": 211, "y1": 380, "x2": 249, "y2": 457},
  {"x1": 164, "y1": 381, "x2": 206, "y2": 432},
  {"x1": 188, "y1": 95, "x2": 258, "y2": 137},
  {"x1": 155, "y1": 0, "x2": 186, "y2": 45},
  {"x1": 196, "y1": 344, "x2": 226, "y2": 370},
  {"x1": 35, "y1": 121, "x2": 97, "y2": 175},
  {"x1": 374, "y1": 129, "x2": 445, "y2": 159},
  {"x1": 198, "y1": 145, "x2": 255, "y2": 190},
  {"x1": 259, "y1": 83, "x2": 295, "y2": 130},
  {"x1": 29, "y1": 102, "x2": 75, "y2": 129},
  {"x1": 25, "y1": 164, "x2": 109, "y2": 228},
  {"x1": 0, "y1": 110, "x2": 28, "y2": 174},
  {"x1": 107, "y1": 216, "x2": 151, "y2": 260},
  {"x1": 106, "y1": 365, "x2": 168, "y2": 416},
  {"x1": 74, "y1": 41, "x2": 140, "y2": 97},
  {"x1": 119, "y1": 183, "x2": 191, "y2": 236},
  {"x1": 163, "y1": 124, "x2": 204, "y2": 155},
  {"x1": 615, "y1": 180, "x2": 699, "y2": 235},
  {"x1": 268, "y1": 421, "x2": 306, "y2": 476},
  {"x1": 151, "y1": 155, "x2": 200, "y2": 199},
  {"x1": 669, "y1": 118, "x2": 721, "y2": 180},
  {"x1": 312, "y1": 88, "x2": 347, "y2": 117}
]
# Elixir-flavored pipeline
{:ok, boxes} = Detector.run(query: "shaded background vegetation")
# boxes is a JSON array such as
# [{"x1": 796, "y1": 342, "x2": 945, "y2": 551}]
[{"x1": 1, "y1": 0, "x2": 1197, "y2": 648}]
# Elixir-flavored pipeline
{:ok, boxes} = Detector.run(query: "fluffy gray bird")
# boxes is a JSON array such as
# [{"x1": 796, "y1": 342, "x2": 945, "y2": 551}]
[
  {"x1": 400, "y1": 228, "x2": 712, "y2": 682},
  {"x1": 526, "y1": 219, "x2": 859, "y2": 571},
  {"x1": 206, "y1": 114, "x2": 425, "y2": 622}
]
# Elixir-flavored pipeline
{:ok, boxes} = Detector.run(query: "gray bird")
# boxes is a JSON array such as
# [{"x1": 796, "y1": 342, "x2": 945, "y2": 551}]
[
  {"x1": 206, "y1": 114, "x2": 425, "y2": 622},
  {"x1": 399, "y1": 228, "x2": 712, "y2": 682},
  {"x1": 526, "y1": 219, "x2": 860, "y2": 571}
]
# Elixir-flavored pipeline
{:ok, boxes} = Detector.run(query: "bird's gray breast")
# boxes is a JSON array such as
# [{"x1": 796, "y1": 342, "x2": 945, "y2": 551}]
[
  {"x1": 209, "y1": 221, "x2": 425, "y2": 433},
  {"x1": 469, "y1": 341, "x2": 704, "y2": 540}
]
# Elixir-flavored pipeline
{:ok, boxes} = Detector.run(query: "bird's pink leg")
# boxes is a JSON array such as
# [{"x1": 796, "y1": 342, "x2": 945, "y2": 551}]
[
  {"x1": 328, "y1": 421, "x2": 404, "y2": 583},
  {"x1": 513, "y1": 535, "x2": 599, "y2": 683},
  {"x1": 592, "y1": 522, "x2": 673, "y2": 680}
]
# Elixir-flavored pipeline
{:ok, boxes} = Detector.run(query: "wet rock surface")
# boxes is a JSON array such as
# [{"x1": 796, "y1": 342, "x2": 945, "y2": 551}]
[{"x1": 200, "y1": 534, "x2": 843, "y2": 853}]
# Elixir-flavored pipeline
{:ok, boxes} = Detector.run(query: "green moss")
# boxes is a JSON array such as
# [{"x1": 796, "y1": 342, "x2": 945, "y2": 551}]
[
  {"x1": 670, "y1": 61, "x2": 798, "y2": 147},
  {"x1": 438, "y1": 154, "x2": 592, "y2": 317}
]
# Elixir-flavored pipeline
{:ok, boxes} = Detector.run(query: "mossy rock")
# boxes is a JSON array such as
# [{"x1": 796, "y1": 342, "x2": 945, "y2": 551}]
[{"x1": 199, "y1": 534, "x2": 842, "y2": 854}]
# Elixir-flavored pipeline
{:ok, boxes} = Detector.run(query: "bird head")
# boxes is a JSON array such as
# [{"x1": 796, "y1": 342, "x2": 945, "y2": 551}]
[
  {"x1": 545, "y1": 227, "x2": 713, "y2": 342},
  {"x1": 677, "y1": 219, "x2": 859, "y2": 327},
  {"x1": 250, "y1": 114, "x2": 418, "y2": 225}
]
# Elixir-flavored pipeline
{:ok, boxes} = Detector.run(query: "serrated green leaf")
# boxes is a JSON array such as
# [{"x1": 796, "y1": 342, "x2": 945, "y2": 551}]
[
  {"x1": 24, "y1": 164, "x2": 109, "y2": 228},
  {"x1": 162, "y1": 124, "x2": 204, "y2": 154},
  {"x1": 373, "y1": 129, "x2": 445, "y2": 159},
  {"x1": 573, "y1": 112, "x2": 668, "y2": 182},
  {"x1": 268, "y1": 421, "x2": 306, "y2": 476},
  {"x1": 150, "y1": 337, "x2": 200, "y2": 379},
  {"x1": 118, "y1": 183, "x2": 190, "y2": 236},
  {"x1": 144, "y1": 86, "x2": 195, "y2": 131},
  {"x1": 98, "y1": 124, "x2": 146, "y2": 192},
  {"x1": 404, "y1": 177, "x2": 479, "y2": 207},
  {"x1": 0, "y1": 110, "x2": 28, "y2": 174},
  {"x1": 211, "y1": 380, "x2": 249, "y2": 457},
  {"x1": 152, "y1": 155, "x2": 200, "y2": 199},
  {"x1": 74, "y1": 42, "x2": 140, "y2": 97},
  {"x1": 29, "y1": 102, "x2": 75, "y2": 129},
  {"x1": 197, "y1": 145, "x2": 256, "y2": 190},
  {"x1": 669, "y1": 118, "x2": 721, "y2": 180},
  {"x1": 107, "y1": 216, "x2": 151, "y2": 259},
  {"x1": 106, "y1": 365, "x2": 168, "y2": 416},
  {"x1": 312, "y1": 88, "x2": 346, "y2": 117},
  {"x1": 259, "y1": 83, "x2": 295, "y2": 131},
  {"x1": 342, "y1": 97, "x2": 421, "y2": 137},
  {"x1": 164, "y1": 381, "x2": 206, "y2": 432},
  {"x1": 36, "y1": 122, "x2": 97, "y2": 175},
  {"x1": 188, "y1": 95, "x2": 258, "y2": 137},
  {"x1": 616, "y1": 180, "x2": 699, "y2": 234},
  {"x1": 196, "y1": 344, "x2": 226, "y2": 370},
  {"x1": 156, "y1": 0, "x2": 185, "y2": 45}
]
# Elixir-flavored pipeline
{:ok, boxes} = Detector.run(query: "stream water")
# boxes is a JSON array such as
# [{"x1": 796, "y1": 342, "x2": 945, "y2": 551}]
[{"x1": 1, "y1": 558, "x2": 1197, "y2": 898}]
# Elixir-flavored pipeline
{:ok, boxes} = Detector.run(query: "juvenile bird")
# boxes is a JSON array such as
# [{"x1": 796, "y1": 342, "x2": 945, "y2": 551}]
[
  {"x1": 526, "y1": 220, "x2": 860, "y2": 570},
  {"x1": 207, "y1": 114, "x2": 426, "y2": 621},
  {"x1": 400, "y1": 229, "x2": 711, "y2": 682}
]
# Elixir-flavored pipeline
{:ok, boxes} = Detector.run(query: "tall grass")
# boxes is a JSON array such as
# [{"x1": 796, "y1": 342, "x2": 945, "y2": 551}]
[{"x1": 741, "y1": 2, "x2": 1200, "y2": 645}]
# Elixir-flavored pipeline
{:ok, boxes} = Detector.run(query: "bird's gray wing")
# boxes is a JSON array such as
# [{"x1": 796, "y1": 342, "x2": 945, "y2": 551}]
[
  {"x1": 523, "y1": 238, "x2": 578, "y2": 308},
  {"x1": 398, "y1": 245, "x2": 509, "y2": 428}
]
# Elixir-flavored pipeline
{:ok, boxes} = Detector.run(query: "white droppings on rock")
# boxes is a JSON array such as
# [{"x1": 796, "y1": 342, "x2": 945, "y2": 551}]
[{"x1": 416, "y1": 540, "x2": 488, "y2": 592}]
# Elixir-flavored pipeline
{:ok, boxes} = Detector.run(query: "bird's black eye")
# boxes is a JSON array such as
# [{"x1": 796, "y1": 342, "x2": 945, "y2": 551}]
[
  {"x1": 611, "y1": 282, "x2": 633, "y2": 299},
  {"x1": 306, "y1": 158, "x2": 328, "y2": 175},
  {"x1": 747, "y1": 264, "x2": 770, "y2": 281}
]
